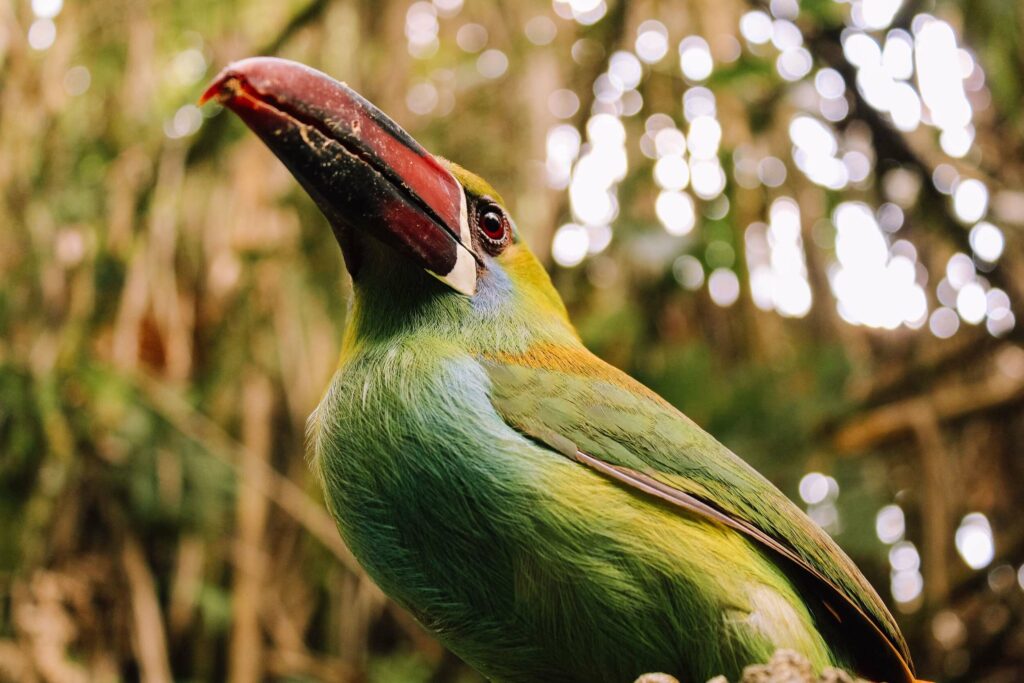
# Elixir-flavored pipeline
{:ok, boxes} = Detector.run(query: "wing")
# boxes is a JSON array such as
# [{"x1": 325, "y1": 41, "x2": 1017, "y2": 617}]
[{"x1": 481, "y1": 343, "x2": 915, "y2": 683}]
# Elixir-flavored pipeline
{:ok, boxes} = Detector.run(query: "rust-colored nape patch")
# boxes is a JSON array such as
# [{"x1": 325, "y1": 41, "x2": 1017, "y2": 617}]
[{"x1": 484, "y1": 342, "x2": 675, "y2": 411}]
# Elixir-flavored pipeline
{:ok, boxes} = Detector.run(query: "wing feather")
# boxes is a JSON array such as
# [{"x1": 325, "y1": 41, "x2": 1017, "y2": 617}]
[
  {"x1": 481, "y1": 348, "x2": 916, "y2": 683},
  {"x1": 571, "y1": 449, "x2": 913, "y2": 683}
]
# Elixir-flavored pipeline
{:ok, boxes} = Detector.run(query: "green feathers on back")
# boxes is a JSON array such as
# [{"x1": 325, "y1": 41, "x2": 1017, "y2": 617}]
[{"x1": 480, "y1": 342, "x2": 914, "y2": 681}]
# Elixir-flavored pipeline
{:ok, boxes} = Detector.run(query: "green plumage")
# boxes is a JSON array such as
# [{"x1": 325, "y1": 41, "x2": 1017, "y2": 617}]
[
  {"x1": 309, "y1": 209, "x2": 913, "y2": 683},
  {"x1": 203, "y1": 59, "x2": 916, "y2": 681}
]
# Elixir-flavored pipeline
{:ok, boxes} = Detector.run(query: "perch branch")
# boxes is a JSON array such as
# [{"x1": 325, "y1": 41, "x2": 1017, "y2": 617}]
[{"x1": 831, "y1": 366, "x2": 1024, "y2": 451}]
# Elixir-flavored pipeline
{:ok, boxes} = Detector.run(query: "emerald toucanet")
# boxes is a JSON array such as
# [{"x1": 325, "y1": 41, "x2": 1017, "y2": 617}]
[{"x1": 202, "y1": 58, "x2": 922, "y2": 683}]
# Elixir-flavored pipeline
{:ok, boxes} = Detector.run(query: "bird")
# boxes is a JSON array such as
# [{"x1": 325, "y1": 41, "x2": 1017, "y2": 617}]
[{"x1": 202, "y1": 57, "x2": 923, "y2": 683}]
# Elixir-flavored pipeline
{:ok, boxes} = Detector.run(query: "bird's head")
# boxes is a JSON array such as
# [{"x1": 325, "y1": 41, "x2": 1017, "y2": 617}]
[{"x1": 203, "y1": 57, "x2": 577, "y2": 353}]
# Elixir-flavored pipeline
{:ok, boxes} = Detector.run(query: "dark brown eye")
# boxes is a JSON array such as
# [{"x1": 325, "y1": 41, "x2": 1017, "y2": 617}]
[{"x1": 477, "y1": 205, "x2": 507, "y2": 243}]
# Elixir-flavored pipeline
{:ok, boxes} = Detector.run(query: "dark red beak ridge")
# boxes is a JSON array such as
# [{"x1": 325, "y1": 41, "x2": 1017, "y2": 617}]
[{"x1": 202, "y1": 57, "x2": 478, "y2": 295}]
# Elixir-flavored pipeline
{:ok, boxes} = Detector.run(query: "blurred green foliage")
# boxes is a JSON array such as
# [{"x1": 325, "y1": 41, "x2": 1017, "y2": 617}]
[{"x1": 1, "y1": 0, "x2": 1023, "y2": 681}]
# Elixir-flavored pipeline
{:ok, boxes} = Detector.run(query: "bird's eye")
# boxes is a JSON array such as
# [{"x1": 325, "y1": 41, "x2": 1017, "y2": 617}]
[
  {"x1": 476, "y1": 203, "x2": 508, "y2": 249},
  {"x1": 479, "y1": 209, "x2": 505, "y2": 240}
]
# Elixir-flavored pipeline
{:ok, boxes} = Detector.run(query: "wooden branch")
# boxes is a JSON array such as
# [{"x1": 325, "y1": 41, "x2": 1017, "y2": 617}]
[
  {"x1": 846, "y1": 334, "x2": 998, "y2": 410},
  {"x1": 122, "y1": 536, "x2": 174, "y2": 683},
  {"x1": 832, "y1": 368, "x2": 1024, "y2": 452},
  {"x1": 167, "y1": 534, "x2": 204, "y2": 638},
  {"x1": 910, "y1": 408, "x2": 953, "y2": 607},
  {"x1": 229, "y1": 373, "x2": 273, "y2": 683}
]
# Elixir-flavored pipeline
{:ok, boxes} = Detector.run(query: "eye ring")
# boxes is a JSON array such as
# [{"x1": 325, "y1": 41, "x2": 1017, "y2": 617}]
[{"x1": 475, "y1": 202, "x2": 510, "y2": 252}]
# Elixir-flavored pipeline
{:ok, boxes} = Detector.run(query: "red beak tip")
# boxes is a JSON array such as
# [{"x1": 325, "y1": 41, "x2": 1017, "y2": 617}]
[
  {"x1": 199, "y1": 57, "x2": 295, "y2": 106},
  {"x1": 199, "y1": 70, "x2": 240, "y2": 106}
]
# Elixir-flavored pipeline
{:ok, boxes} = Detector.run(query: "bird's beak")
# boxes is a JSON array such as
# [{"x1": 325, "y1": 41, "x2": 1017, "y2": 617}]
[{"x1": 201, "y1": 57, "x2": 478, "y2": 296}]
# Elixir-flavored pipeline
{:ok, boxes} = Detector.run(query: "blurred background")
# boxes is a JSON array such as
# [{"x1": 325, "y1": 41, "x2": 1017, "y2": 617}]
[{"x1": 1, "y1": 0, "x2": 1023, "y2": 681}]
